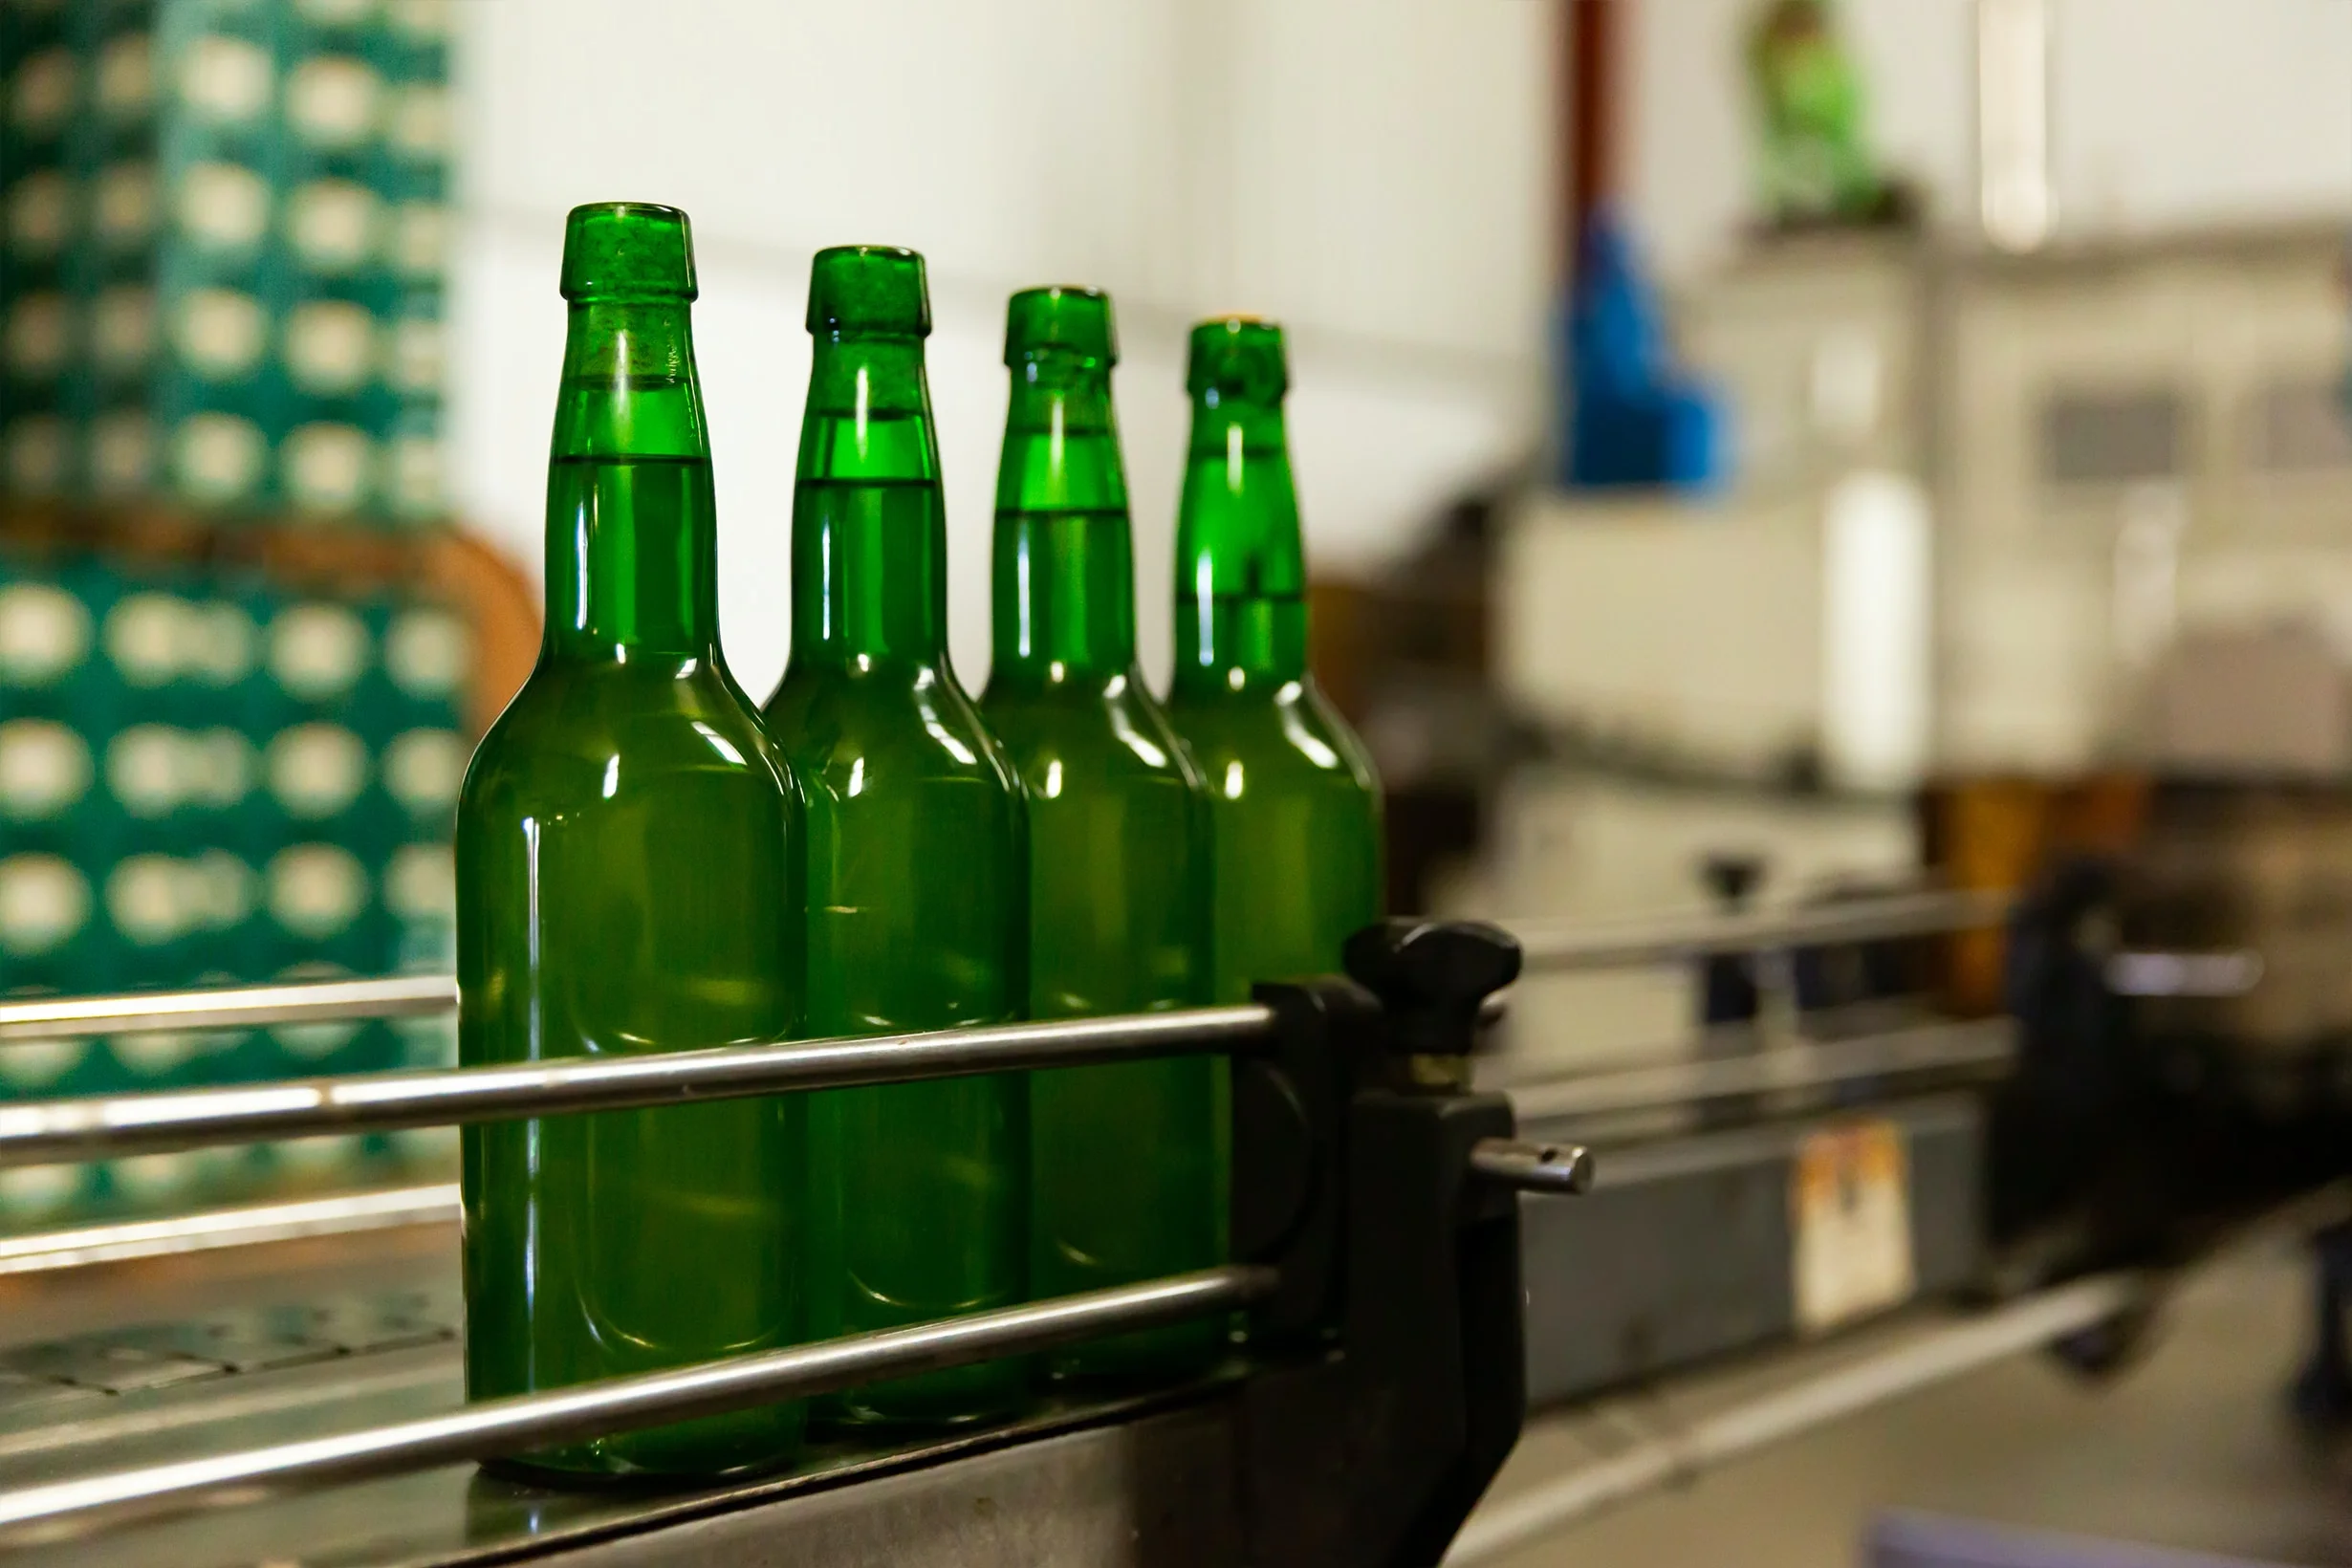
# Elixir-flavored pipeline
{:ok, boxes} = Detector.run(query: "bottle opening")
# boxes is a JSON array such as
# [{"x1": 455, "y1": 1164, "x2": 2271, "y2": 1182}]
[
  {"x1": 1005, "y1": 286, "x2": 1117, "y2": 368},
  {"x1": 1186, "y1": 316, "x2": 1288, "y2": 403},
  {"x1": 807, "y1": 246, "x2": 931, "y2": 339},
  {"x1": 559, "y1": 203, "x2": 698, "y2": 303}
]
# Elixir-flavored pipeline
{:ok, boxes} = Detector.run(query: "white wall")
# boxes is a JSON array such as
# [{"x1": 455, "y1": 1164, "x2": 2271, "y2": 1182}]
[
  {"x1": 445, "y1": 0, "x2": 2352, "y2": 698},
  {"x1": 444, "y1": 0, "x2": 1553, "y2": 698},
  {"x1": 1627, "y1": 0, "x2": 2352, "y2": 281}
]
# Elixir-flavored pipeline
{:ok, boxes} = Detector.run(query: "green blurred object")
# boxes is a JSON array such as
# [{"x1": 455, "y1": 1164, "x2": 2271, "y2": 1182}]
[
  {"x1": 456, "y1": 203, "x2": 809, "y2": 1479},
  {"x1": 0, "y1": 0, "x2": 450, "y2": 526},
  {"x1": 1744, "y1": 0, "x2": 1898, "y2": 228},
  {"x1": 978, "y1": 287, "x2": 1223, "y2": 1386},
  {"x1": 1165, "y1": 318, "x2": 1383, "y2": 1005},
  {"x1": 764, "y1": 246, "x2": 1030, "y2": 1431}
]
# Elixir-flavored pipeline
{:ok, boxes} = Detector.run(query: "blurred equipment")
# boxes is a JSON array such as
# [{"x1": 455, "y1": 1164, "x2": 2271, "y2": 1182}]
[
  {"x1": 1742, "y1": 0, "x2": 1912, "y2": 230},
  {"x1": 1936, "y1": 787, "x2": 2352, "y2": 1283},
  {"x1": 1552, "y1": 0, "x2": 1724, "y2": 491},
  {"x1": 1497, "y1": 479, "x2": 1932, "y2": 796},
  {"x1": 1557, "y1": 213, "x2": 1728, "y2": 491},
  {"x1": 1503, "y1": 889, "x2": 2012, "y2": 1405},
  {"x1": 1507, "y1": 219, "x2": 2352, "y2": 788},
  {"x1": 1975, "y1": 0, "x2": 2055, "y2": 252},
  {"x1": 2144, "y1": 622, "x2": 2351, "y2": 778}
]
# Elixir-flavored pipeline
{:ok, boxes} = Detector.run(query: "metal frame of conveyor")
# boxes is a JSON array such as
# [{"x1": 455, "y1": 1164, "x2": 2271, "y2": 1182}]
[
  {"x1": 1501, "y1": 888, "x2": 2019, "y2": 1405},
  {"x1": 0, "y1": 889, "x2": 2254, "y2": 1567},
  {"x1": 0, "y1": 919, "x2": 1593, "y2": 1568},
  {"x1": 1497, "y1": 883, "x2": 2275, "y2": 1409}
]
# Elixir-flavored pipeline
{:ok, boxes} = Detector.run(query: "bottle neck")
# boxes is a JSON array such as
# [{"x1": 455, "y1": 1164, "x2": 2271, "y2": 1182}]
[
  {"x1": 991, "y1": 357, "x2": 1136, "y2": 685},
  {"x1": 791, "y1": 337, "x2": 948, "y2": 664},
  {"x1": 1171, "y1": 393, "x2": 1308, "y2": 691},
  {"x1": 543, "y1": 299, "x2": 719, "y2": 663}
]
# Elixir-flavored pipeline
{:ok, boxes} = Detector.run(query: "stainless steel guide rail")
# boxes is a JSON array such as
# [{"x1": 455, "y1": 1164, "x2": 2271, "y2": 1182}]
[
  {"x1": 0, "y1": 889, "x2": 2009, "y2": 1168},
  {"x1": 1510, "y1": 888, "x2": 2009, "y2": 973},
  {"x1": 0, "y1": 974, "x2": 458, "y2": 1043},
  {"x1": 0, "y1": 1006, "x2": 1278, "y2": 1168},
  {"x1": 1505, "y1": 1016, "x2": 2017, "y2": 1125},
  {"x1": 0, "y1": 887, "x2": 2010, "y2": 1052},
  {"x1": 0, "y1": 1266, "x2": 1275, "y2": 1542},
  {"x1": 0, "y1": 1184, "x2": 461, "y2": 1276}
]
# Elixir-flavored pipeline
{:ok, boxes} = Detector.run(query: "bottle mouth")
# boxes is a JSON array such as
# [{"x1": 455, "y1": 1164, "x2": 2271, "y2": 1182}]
[
  {"x1": 1186, "y1": 316, "x2": 1287, "y2": 403},
  {"x1": 560, "y1": 202, "x2": 698, "y2": 303},
  {"x1": 1005, "y1": 286, "x2": 1117, "y2": 369},
  {"x1": 807, "y1": 245, "x2": 931, "y2": 338}
]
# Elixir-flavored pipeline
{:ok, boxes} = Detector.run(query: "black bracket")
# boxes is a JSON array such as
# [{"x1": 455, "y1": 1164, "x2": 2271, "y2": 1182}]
[{"x1": 1231, "y1": 919, "x2": 1529, "y2": 1568}]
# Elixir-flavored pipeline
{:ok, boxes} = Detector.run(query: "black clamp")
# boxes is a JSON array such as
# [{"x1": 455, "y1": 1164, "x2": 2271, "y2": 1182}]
[
  {"x1": 1698, "y1": 853, "x2": 1768, "y2": 1026},
  {"x1": 1231, "y1": 918, "x2": 1590, "y2": 1568}
]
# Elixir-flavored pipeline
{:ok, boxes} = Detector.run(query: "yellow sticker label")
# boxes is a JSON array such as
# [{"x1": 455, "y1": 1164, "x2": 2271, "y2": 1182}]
[{"x1": 1791, "y1": 1119, "x2": 1915, "y2": 1334}]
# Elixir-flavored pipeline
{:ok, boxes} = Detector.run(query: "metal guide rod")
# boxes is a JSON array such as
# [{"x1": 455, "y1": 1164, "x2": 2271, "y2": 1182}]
[
  {"x1": 0, "y1": 1005, "x2": 1277, "y2": 1169},
  {"x1": 2103, "y1": 949, "x2": 2263, "y2": 998},
  {"x1": 0, "y1": 975, "x2": 459, "y2": 1044},
  {"x1": 0, "y1": 1264, "x2": 1274, "y2": 1542},
  {"x1": 1511, "y1": 889, "x2": 2011, "y2": 974},
  {"x1": 0, "y1": 892, "x2": 1999, "y2": 1046},
  {"x1": 1504, "y1": 1016, "x2": 2015, "y2": 1124},
  {"x1": 1441, "y1": 1274, "x2": 2140, "y2": 1566},
  {"x1": 0, "y1": 1184, "x2": 460, "y2": 1276},
  {"x1": 1469, "y1": 1138, "x2": 1596, "y2": 1195},
  {"x1": 0, "y1": 915, "x2": 2245, "y2": 1050}
]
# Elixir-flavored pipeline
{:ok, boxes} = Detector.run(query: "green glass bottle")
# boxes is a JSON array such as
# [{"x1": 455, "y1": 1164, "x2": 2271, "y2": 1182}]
[
  {"x1": 1165, "y1": 318, "x2": 1383, "y2": 1003},
  {"x1": 762, "y1": 246, "x2": 1029, "y2": 1429},
  {"x1": 977, "y1": 288, "x2": 1222, "y2": 1385},
  {"x1": 456, "y1": 204, "x2": 807, "y2": 1479}
]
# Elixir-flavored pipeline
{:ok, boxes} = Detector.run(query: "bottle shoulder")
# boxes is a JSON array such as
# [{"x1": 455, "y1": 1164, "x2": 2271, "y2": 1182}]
[
  {"x1": 462, "y1": 659, "x2": 797, "y2": 810},
  {"x1": 764, "y1": 658, "x2": 1020, "y2": 799},
  {"x1": 1166, "y1": 676, "x2": 1380, "y2": 792},
  {"x1": 981, "y1": 672, "x2": 1205, "y2": 792}
]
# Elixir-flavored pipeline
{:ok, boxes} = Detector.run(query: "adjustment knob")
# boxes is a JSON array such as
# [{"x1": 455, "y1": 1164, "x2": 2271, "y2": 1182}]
[{"x1": 1342, "y1": 919, "x2": 1523, "y2": 1059}]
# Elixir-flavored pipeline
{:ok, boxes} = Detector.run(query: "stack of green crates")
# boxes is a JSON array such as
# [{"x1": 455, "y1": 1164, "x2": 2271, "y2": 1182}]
[
  {"x1": 0, "y1": 548, "x2": 467, "y2": 1226},
  {"x1": 1, "y1": 0, "x2": 449, "y2": 526}
]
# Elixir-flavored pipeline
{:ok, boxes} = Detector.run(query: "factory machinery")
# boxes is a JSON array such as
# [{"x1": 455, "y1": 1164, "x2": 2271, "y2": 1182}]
[{"x1": 0, "y1": 883, "x2": 2335, "y2": 1568}]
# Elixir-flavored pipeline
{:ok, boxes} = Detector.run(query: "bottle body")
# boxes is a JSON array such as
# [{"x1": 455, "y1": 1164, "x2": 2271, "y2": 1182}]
[
  {"x1": 458, "y1": 206, "x2": 806, "y2": 1478},
  {"x1": 765, "y1": 252, "x2": 1028, "y2": 1430},
  {"x1": 460, "y1": 470, "x2": 808, "y2": 1477},
  {"x1": 984, "y1": 518, "x2": 1223, "y2": 1384},
  {"x1": 1167, "y1": 666, "x2": 1383, "y2": 1001},
  {"x1": 458, "y1": 641, "x2": 806, "y2": 1475},
  {"x1": 769, "y1": 479, "x2": 1028, "y2": 1428}
]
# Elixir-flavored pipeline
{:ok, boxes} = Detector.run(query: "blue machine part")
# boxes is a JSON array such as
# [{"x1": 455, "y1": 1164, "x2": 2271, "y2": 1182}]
[{"x1": 1556, "y1": 208, "x2": 1730, "y2": 492}]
